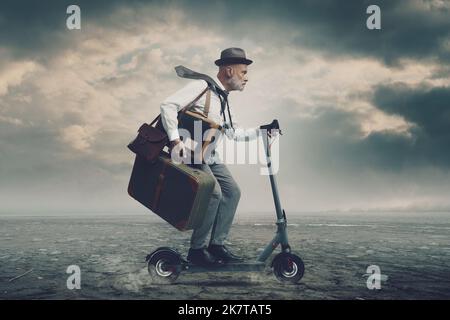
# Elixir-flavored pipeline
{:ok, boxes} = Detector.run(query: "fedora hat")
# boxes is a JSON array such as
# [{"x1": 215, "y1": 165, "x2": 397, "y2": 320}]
[{"x1": 215, "y1": 47, "x2": 253, "y2": 66}]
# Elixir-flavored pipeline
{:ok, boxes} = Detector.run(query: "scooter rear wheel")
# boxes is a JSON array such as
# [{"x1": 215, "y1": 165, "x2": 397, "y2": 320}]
[
  {"x1": 272, "y1": 253, "x2": 304, "y2": 283},
  {"x1": 147, "y1": 250, "x2": 182, "y2": 284}
]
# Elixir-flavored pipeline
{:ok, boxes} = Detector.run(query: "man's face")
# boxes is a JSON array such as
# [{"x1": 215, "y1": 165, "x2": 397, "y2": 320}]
[{"x1": 228, "y1": 64, "x2": 248, "y2": 91}]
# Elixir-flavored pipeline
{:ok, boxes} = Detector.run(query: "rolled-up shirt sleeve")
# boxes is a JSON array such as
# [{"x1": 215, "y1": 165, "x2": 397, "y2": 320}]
[{"x1": 160, "y1": 80, "x2": 207, "y2": 141}]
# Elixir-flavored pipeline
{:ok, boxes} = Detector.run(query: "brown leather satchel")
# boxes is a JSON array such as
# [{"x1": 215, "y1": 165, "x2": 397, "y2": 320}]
[
  {"x1": 127, "y1": 87, "x2": 209, "y2": 163},
  {"x1": 127, "y1": 116, "x2": 168, "y2": 163}
]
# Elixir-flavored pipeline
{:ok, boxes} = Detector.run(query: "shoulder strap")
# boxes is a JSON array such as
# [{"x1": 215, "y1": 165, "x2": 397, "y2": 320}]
[
  {"x1": 203, "y1": 89, "x2": 211, "y2": 117},
  {"x1": 150, "y1": 114, "x2": 161, "y2": 126},
  {"x1": 151, "y1": 86, "x2": 208, "y2": 127},
  {"x1": 180, "y1": 87, "x2": 209, "y2": 114}
]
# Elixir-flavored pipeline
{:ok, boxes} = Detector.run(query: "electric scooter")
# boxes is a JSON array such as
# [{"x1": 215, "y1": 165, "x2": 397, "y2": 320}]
[{"x1": 146, "y1": 120, "x2": 305, "y2": 284}]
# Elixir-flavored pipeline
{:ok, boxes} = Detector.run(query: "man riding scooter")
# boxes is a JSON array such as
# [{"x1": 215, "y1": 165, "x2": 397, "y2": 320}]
[{"x1": 160, "y1": 48, "x2": 278, "y2": 267}]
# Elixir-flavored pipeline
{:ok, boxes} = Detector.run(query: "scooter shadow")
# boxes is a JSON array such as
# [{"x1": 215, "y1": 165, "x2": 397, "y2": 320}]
[{"x1": 175, "y1": 279, "x2": 261, "y2": 287}]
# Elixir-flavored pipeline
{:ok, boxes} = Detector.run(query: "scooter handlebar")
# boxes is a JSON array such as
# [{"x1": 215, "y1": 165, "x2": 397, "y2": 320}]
[{"x1": 260, "y1": 119, "x2": 281, "y2": 133}]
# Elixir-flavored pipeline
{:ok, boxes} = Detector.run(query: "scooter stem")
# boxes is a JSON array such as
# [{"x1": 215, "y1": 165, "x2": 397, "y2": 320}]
[
  {"x1": 262, "y1": 133, "x2": 284, "y2": 222},
  {"x1": 256, "y1": 131, "x2": 290, "y2": 262}
]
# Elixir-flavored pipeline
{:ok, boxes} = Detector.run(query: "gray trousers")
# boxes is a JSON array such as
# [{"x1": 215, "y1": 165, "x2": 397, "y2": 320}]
[{"x1": 190, "y1": 163, "x2": 241, "y2": 249}]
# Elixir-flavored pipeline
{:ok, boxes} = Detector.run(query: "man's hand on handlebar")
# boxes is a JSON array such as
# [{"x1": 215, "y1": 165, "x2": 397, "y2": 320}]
[{"x1": 267, "y1": 129, "x2": 280, "y2": 138}]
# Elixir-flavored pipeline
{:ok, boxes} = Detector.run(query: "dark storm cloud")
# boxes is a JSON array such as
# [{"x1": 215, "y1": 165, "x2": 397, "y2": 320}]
[
  {"x1": 371, "y1": 83, "x2": 450, "y2": 167},
  {"x1": 1, "y1": 0, "x2": 448, "y2": 66},
  {"x1": 279, "y1": 106, "x2": 413, "y2": 173},
  {"x1": 178, "y1": 0, "x2": 450, "y2": 66},
  {"x1": 0, "y1": 0, "x2": 74, "y2": 60},
  {"x1": 0, "y1": 0, "x2": 151, "y2": 63},
  {"x1": 277, "y1": 83, "x2": 450, "y2": 174},
  {"x1": 286, "y1": 0, "x2": 450, "y2": 65},
  {"x1": 373, "y1": 84, "x2": 450, "y2": 137}
]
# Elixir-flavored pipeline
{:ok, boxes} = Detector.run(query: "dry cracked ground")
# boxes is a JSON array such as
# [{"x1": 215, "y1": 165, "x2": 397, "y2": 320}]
[{"x1": 1, "y1": 213, "x2": 449, "y2": 300}]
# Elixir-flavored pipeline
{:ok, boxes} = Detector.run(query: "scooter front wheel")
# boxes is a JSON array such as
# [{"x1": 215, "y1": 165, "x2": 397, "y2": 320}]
[
  {"x1": 272, "y1": 253, "x2": 304, "y2": 283},
  {"x1": 147, "y1": 249, "x2": 182, "y2": 284}
]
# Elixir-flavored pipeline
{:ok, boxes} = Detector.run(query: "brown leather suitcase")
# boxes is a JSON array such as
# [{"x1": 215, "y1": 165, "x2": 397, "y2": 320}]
[{"x1": 127, "y1": 152, "x2": 216, "y2": 231}]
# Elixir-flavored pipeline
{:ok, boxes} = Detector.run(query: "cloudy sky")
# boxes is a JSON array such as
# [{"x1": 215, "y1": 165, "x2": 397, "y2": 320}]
[{"x1": 0, "y1": 0, "x2": 449, "y2": 215}]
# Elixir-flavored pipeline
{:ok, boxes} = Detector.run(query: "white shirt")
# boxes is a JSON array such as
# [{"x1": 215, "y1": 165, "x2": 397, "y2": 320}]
[{"x1": 160, "y1": 79, "x2": 259, "y2": 163}]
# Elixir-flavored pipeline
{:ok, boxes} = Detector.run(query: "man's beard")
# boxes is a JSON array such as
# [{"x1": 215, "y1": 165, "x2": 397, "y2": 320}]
[{"x1": 228, "y1": 76, "x2": 244, "y2": 91}]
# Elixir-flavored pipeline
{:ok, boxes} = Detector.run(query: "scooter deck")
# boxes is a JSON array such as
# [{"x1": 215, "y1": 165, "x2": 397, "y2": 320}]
[{"x1": 182, "y1": 261, "x2": 266, "y2": 273}]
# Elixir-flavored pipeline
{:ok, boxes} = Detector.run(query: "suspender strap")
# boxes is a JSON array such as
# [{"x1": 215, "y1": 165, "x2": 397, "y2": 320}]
[
  {"x1": 218, "y1": 94, "x2": 234, "y2": 129},
  {"x1": 219, "y1": 95, "x2": 227, "y2": 123},
  {"x1": 226, "y1": 99, "x2": 233, "y2": 129},
  {"x1": 203, "y1": 89, "x2": 211, "y2": 117}
]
